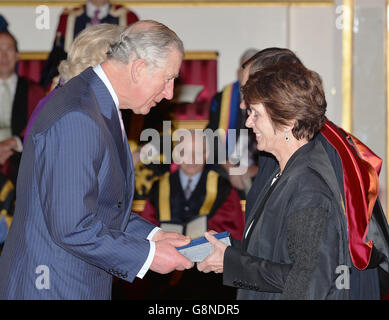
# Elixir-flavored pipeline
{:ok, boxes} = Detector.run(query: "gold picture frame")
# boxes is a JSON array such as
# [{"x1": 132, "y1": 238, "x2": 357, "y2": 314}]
[{"x1": 0, "y1": 0, "x2": 334, "y2": 7}]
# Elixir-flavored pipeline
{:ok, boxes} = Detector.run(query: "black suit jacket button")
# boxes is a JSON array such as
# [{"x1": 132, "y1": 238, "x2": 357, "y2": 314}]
[{"x1": 118, "y1": 202, "x2": 122, "y2": 208}]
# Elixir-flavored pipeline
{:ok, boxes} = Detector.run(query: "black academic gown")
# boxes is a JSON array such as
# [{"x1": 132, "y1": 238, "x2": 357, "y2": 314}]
[
  {"x1": 245, "y1": 129, "x2": 387, "y2": 299},
  {"x1": 224, "y1": 139, "x2": 351, "y2": 299}
]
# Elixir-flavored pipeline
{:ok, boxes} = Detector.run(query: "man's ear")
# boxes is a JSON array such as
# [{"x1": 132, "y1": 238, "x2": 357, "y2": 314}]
[{"x1": 130, "y1": 58, "x2": 147, "y2": 83}]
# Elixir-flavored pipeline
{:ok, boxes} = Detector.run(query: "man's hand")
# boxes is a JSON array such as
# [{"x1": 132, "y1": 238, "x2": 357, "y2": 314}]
[
  {"x1": 197, "y1": 231, "x2": 228, "y2": 274},
  {"x1": 150, "y1": 236, "x2": 194, "y2": 274},
  {"x1": 0, "y1": 137, "x2": 18, "y2": 165},
  {"x1": 0, "y1": 148, "x2": 13, "y2": 165},
  {"x1": 152, "y1": 229, "x2": 189, "y2": 242}
]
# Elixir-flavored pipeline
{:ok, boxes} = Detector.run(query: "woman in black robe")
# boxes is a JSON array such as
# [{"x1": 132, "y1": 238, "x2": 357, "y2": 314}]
[{"x1": 197, "y1": 62, "x2": 352, "y2": 299}]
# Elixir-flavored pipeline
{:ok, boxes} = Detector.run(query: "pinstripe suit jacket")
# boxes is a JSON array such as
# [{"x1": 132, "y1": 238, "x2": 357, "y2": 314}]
[{"x1": 0, "y1": 67, "x2": 156, "y2": 299}]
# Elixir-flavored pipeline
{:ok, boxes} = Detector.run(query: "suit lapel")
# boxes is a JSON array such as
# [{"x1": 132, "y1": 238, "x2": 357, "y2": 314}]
[
  {"x1": 102, "y1": 110, "x2": 128, "y2": 175},
  {"x1": 81, "y1": 67, "x2": 128, "y2": 174},
  {"x1": 242, "y1": 141, "x2": 316, "y2": 249},
  {"x1": 245, "y1": 168, "x2": 278, "y2": 224},
  {"x1": 242, "y1": 169, "x2": 278, "y2": 248},
  {"x1": 123, "y1": 135, "x2": 134, "y2": 198}
]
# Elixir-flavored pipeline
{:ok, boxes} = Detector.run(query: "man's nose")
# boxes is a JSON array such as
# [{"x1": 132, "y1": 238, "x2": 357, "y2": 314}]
[
  {"x1": 163, "y1": 79, "x2": 174, "y2": 100},
  {"x1": 0, "y1": 50, "x2": 7, "y2": 60}
]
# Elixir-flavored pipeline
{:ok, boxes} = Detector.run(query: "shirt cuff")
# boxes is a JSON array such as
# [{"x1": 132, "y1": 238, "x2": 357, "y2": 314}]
[
  {"x1": 13, "y1": 136, "x2": 23, "y2": 152},
  {"x1": 147, "y1": 226, "x2": 161, "y2": 241},
  {"x1": 136, "y1": 226, "x2": 160, "y2": 279}
]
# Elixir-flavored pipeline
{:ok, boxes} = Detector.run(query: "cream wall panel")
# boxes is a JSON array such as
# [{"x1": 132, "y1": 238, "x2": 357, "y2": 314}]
[
  {"x1": 289, "y1": 6, "x2": 338, "y2": 125},
  {"x1": 123, "y1": 6, "x2": 288, "y2": 90},
  {"x1": 0, "y1": 6, "x2": 63, "y2": 51},
  {"x1": 1, "y1": 5, "x2": 289, "y2": 89},
  {"x1": 353, "y1": 0, "x2": 387, "y2": 208}
]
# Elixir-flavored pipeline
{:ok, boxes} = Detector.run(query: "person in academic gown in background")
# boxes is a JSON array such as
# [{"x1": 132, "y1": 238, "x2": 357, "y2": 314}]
[
  {"x1": 0, "y1": 15, "x2": 8, "y2": 32},
  {"x1": 40, "y1": 0, "x2": 139, "y2": 89},
  {"x1": 207, "y1": 48, "x2": 259, "y2": 196},
  {"x1": 240, "y1": 48, "x2": 389, "y2": 300},
  {"x1": 139, "y1": 129, "x2": 245, "y2": 299},
  {"x1": 0, "y1": 30, "x2": 45, "y2": 184}
]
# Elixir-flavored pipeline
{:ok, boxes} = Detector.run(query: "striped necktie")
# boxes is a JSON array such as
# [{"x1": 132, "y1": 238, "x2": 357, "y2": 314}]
[
  {"x1": 184, "y1": 178, "x2": 192, "y2": 200},
  {"x1": 91, "y1": 9, "x2": 100, "y2": 25}
]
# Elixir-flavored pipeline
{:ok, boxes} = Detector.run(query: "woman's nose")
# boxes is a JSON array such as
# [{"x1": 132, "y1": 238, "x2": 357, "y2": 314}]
[{"x1": 245, "y1": 114, "x2": 253, "y2": 128}]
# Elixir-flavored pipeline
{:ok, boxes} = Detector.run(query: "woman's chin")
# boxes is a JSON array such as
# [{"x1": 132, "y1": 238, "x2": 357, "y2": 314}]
[{"x1": 256, "y1": 142, "x2": 265, "y2": 152}]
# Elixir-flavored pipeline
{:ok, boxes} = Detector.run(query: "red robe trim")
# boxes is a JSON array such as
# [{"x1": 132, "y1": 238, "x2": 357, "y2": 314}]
[
  {"x1": 55, "y1": 4, "x2": 139, "y2": 52},
  {"x1": 321, "y1": 120, "x2": 382, "y2": 270}
]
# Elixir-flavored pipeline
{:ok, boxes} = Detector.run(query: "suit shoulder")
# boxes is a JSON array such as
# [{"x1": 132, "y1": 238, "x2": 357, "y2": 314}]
[
  {"x1": 284, "y1": 157, "x2": 333, "y2": 198},
  {"x1": 32, "y1": 77, "x2": 93, "y2": 134},
  {"x1": 50, "y1": 76, "x2": 88, "y2": 109},
  {"x1": 284, "y1": 166, "x2": 335, "y2": 215}
]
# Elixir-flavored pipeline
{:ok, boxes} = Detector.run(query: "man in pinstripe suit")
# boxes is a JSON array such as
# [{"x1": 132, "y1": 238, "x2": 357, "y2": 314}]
[{"x1": 0, "y1": 20, "x2": 193, "y2": 299}]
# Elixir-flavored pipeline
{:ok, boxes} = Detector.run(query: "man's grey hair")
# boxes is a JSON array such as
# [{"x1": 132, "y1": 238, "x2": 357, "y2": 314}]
[{"x1": 107, "y1": 20, "x2": 184, "y2": 71}]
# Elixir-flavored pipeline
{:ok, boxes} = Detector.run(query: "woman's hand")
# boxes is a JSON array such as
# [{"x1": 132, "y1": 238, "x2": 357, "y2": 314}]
[{"x1": 197, "y1": 231, "x2": 228, "y2": 274}]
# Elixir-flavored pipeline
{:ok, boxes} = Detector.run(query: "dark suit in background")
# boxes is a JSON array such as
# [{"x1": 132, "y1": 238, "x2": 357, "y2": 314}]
[
  {"x1": 40, "y1": 3, "x2": 138, "y2": 89},
  {"x1": 0, "y1": 76, "x2": 45, "y2": 184}
]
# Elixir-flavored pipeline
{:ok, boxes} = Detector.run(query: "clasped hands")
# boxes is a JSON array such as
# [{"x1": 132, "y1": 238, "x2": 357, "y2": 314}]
[{"x1": 150, "y1": 229, "x2": 228, "y2": 275}]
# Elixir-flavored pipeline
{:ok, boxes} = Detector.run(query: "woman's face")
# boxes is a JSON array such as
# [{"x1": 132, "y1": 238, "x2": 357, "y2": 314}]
[{"x1": 245, "y1": 103, "x2": 284, "y2": 155}]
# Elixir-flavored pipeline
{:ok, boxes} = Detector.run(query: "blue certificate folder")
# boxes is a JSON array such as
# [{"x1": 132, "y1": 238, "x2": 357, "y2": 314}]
[{"x1": 177, "y1": 231, "x2": 231, "y2": 262}]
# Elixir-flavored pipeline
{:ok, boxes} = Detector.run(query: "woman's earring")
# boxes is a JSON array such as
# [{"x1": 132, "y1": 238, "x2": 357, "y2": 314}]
[{"x1": 285, "y1": 131, "x2": 290, "y2": 142}]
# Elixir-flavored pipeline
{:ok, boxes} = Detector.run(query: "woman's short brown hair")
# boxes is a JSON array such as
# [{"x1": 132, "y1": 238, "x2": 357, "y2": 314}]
[{"x1": 242, "y1": 62, "x2": 327, "y2": 141}]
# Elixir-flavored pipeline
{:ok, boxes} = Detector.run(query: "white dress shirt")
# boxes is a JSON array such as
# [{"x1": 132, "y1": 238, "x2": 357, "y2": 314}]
[
  {"x1": 178, "y1": 169, "x2": 202, "y2": 197},
  {"x1": 86, "y1": 2, "x2": 110, "y2": 20},
  {"x1": 0, "y1": 73, "x2": 23, "y2": 151},
  {"x1": 93, "y1": 65, "x2": 160, "y2": 278},
  {"x1": 93, "y1": 64, "x2": 125, "y2": 140}
]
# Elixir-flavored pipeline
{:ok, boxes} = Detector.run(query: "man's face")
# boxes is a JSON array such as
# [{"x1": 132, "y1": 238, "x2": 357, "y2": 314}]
[
  {"x1": 179, "y1": 135, "x2": 206, "y2": 177},
  {"x1": 88, "y1": 0, "x2": 110, "y2": 7},
  {"x1": 0, "y1": 33, "x2": 18, "y2": 80},
  {"x1": 130, "y1": 49, "x2": 182, "y2": 115}
]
